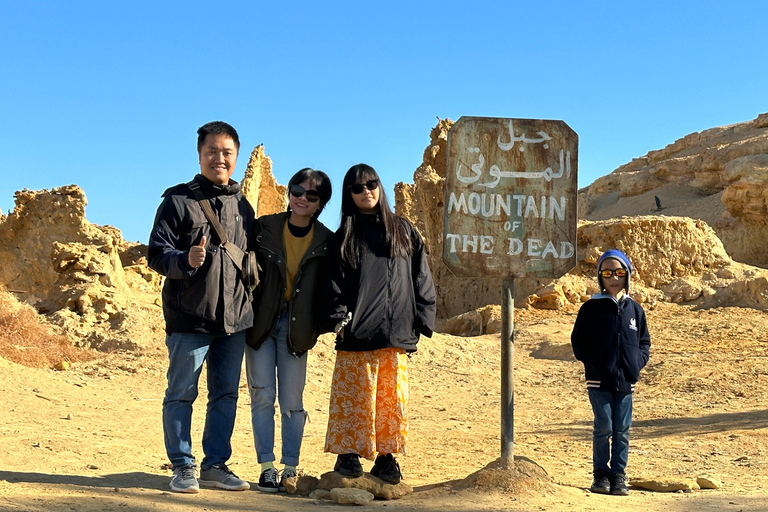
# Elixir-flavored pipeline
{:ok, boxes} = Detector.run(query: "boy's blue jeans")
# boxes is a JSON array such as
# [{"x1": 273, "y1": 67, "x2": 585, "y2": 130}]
[
  {"x1": 245, "y1": 312, "x2": 308, "y2": 467},
  {"x1": 588, "y1": 388, "x2": 633, "y2": 476},
  {"x1": 162, "y1": 330, "x2": 246, "y2": 470}
]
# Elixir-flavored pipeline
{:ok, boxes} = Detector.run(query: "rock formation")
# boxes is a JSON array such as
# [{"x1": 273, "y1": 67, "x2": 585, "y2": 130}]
[
  {"x1": 395, "y1": 119, "x2": 548, "y2": 318},
  {"x1": 526, "y1": 215, "x2": 768, "y2": 312},
  {"x1": 397, "y1": 113, "x2": 768, "y2": 320},
  {"x1": 241, "y1": 144, "x2": 287, "y2": 217},
  {"x1": 0, "y1": 145, "x2": 288, "y2": 351},
  {"x1": 581, "y1": 112, "x2": 768, "y2": 267},
  {"x1": 0, "y1": 185, "x2": 163, "y2": 350}
]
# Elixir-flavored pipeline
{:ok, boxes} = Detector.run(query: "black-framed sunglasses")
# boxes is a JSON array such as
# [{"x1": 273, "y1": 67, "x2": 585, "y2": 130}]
[
  {"x1": 599, "y1": 268, "x2": 628, "y2": 278},
  {"x1": 289, "y1": 184, "x2": 321, "y2": 203},
  {"x1": 350, "y1": 179, "x2": 379, "y2": 195}
]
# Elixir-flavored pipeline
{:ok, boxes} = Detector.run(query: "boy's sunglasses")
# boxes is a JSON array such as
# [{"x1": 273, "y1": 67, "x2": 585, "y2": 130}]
[
  {"x1": 289, "y1": 184, "x2": 320, "y2": 203},
  {"x1": 350, "y1": 179, "x2": 379, "y2": 195},
  {"x1": 600, "y1": 268, "x2": 628, "y2": 278}
]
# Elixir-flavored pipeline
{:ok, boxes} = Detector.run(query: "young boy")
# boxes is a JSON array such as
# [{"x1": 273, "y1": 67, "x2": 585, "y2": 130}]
[{"x1": 571, "y1": 249, "x2": 651, "y2": 496}]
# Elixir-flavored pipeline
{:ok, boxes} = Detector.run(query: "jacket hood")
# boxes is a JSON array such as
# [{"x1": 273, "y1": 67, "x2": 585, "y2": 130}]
[{"x1": 597, "y1": 249, "x2": 632, "y2": 293}]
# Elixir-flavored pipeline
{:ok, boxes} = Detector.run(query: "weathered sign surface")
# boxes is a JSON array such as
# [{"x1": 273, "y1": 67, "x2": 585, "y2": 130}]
[{"x1": 443, "y1": 117, "x2": 578, "y2": 278}]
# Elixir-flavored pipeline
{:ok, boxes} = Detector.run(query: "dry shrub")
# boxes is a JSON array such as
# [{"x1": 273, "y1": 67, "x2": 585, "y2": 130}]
[{"x1": 0, "y1": 286, "x2": 98, "y2": 368}]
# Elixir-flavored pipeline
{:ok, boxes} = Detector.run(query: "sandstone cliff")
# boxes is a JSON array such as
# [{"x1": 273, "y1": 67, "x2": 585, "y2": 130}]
[
  {"x1": 241, "y1": 144, "x2": 287, "y2": 216},
  {"x1": 582, "y1": 112, "x2": 768, "y2": 267},
  {"x1": 0, "y1": 147, "x2": 286, "y2": 351},
  {"x1": 0, "y1": 185, "x2": 162, "y2": 350}
]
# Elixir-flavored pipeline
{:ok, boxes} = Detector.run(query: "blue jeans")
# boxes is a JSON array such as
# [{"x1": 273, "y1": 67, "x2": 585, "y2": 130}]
[
  {"x1": 588, "y1": 388, "x2": 633, "y2": 476},
  {"x1": 245, "y1": 312, "x2": 308, "y2": 467},
  {"x1": 162, "y1": 330, "x2": 246, "y2": 470}
]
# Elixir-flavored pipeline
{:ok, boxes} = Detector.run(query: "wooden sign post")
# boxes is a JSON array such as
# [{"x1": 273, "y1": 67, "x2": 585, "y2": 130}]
[{"x1": 443, "y1": 117, "x2": 578, "y2": 468}]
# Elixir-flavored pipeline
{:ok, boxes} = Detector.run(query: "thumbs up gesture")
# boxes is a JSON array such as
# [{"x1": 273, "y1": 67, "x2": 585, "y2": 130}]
[{"x1": 188, "y1": 235, "x2": 207, "y2": 268}]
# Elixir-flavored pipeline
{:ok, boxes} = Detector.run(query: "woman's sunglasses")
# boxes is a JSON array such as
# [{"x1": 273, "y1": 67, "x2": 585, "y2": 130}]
[
  {"x1": 289, "y1": 184, "x2": 320, "y2": 203},
  {"x1": 350, "y1": 179, "x2": 379, "y2": 195},
  {"x1": 600, "y1": 268, "x2": 627, "y2": 278}
]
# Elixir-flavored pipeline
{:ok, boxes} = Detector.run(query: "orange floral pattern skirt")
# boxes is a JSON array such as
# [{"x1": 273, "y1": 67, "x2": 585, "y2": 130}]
[{"x1": 324, "y1": 347, "x2": 409, "y2": 460}]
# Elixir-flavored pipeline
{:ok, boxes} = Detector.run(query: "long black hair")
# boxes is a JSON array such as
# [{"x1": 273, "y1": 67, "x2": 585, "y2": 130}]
[
  {"x1": 338, "y1": 163, "x2": 412, "y2": 267},
  {"x1": 286, "y1": 167, "x2": 332, "y2": 222}
]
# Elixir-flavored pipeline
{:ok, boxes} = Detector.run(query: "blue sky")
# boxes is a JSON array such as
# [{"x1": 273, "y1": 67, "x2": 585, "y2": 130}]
[{"x1": 2, "y1": 1, "x2": 765, "y2": 243}]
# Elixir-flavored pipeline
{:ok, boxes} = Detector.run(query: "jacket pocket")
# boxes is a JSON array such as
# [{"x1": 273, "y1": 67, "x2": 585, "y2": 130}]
[{"x1": 620, "y1": 343, "x2": 644, "y2": 383}]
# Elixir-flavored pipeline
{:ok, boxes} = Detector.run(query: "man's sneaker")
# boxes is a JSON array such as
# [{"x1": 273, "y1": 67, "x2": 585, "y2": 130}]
[
  {"x1": 170, "y1": 464, "x2": 199, "y2": 493},
  {"x1": 611, "y1": 473, "x2": 630, "y2": 496},
  {"x1": 589, "y1": 473, "x2": 611, "y2": 494},
  {"x1": 370, "y1": 453, "x2": 402, "y2": 484},
  {"x1": 334, "y1": 453, "x2": 364, "y2": 477},
  {"x1": 256, "y1": 467, "x2": 279, "y2": 493},
  {"x1": 279, "y1": 467, "x2": 297, "y2": 492},
  {"x1": 199, "y1": 464, "x2": 250, "y2": 491}
]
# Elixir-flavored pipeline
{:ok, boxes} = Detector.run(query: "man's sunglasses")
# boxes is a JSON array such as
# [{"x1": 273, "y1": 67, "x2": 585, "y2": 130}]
[
  {"x1": 289, "y1": 184, "x2": 320, "y2": 203},
  {"x1": 350, "y1": 180, "x2": 379, "y2": 195},
  {"x1": 600, "y1": 268, "x2": 628, "y2": 278}
]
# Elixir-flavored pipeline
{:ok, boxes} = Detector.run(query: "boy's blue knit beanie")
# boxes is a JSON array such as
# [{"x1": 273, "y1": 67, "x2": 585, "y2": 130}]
[{"x1": 597, "y1": 249, "x2": 632, "y2": 293}]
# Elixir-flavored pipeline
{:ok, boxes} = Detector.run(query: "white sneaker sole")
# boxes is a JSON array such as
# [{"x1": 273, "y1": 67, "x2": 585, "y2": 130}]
[
  {"x1": 170, "y1": 483, "x2": 200, "y2": 493},
  {"x1": 199, "y1": 479, "x2": 250, "y2": 491}
]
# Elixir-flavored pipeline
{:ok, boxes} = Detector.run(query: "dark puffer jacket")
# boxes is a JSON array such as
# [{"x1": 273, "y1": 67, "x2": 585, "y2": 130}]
[
  {"x1": 246, "y1": 212, "x2": 333, "y2": 355},
  {"x1": 323, "y1": 214, "x2": 436, "y2": 353},
  {"x1": 148, "y1": 174, "x2": 255, "y2": 335},
  {"x1": 571, "y1": 293, "x2": 651, "y2": 393}
]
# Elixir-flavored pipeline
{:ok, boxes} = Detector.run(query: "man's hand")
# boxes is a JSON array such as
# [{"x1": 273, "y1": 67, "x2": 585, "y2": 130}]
[{"x1": 188, "y1": 235, "x2": 207, "y2": 268}]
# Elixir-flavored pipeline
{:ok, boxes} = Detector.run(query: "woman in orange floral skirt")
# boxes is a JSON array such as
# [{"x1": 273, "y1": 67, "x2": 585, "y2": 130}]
[{"x1": 322, "y1": 163, "x2": 436, "y2": 484}]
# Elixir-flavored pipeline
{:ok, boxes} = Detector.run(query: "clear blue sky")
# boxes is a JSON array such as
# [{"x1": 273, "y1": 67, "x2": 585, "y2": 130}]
[{"x1": 2, "y1": 1, "x2": 765, "y2": 243}]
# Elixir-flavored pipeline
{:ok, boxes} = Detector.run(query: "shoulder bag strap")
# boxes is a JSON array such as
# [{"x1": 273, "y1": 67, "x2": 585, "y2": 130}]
[{"x1": 188, "y1": 181, "x2": 245, "y2": 272}]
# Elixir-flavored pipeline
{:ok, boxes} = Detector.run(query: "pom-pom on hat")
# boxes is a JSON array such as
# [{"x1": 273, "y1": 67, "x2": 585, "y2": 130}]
[{"x1": 597, "y1": 249, "x2": 632, "y2": 293}]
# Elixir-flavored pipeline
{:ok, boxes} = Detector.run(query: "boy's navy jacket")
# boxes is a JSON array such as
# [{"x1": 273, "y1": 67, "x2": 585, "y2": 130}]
[{"x1": 571, "y1": 293, "x2": 651, "y2": 393}]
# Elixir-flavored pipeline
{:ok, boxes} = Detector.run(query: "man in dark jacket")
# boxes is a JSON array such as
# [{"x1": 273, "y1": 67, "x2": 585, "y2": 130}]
[
  {"x1": 148, "y1": 121, "x2": 255, "y2": 494},
  {"x1": 571, "y1": 249, "x2": 651, "y2": 496}
]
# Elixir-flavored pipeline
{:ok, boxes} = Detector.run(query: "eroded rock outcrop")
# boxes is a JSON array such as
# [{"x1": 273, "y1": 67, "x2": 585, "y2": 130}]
[
  {"x1": 582, "y1": 112, "x2": 768, "y2": 266},
  {"x1": 0, "y1": 185, "x2": 164, "y2": 350},
  {"x1": 241, "y1": 144, "x2": 287, "y2": 216},
  {"x1": 526, "y1": 215, "x2": 768, "y2": 311},
  {"x1": 0, "y1": 145, "x2": 288, "y2": 351},
  {"x1": 395, "y1": 119, "x2": 546, "y2": 318}
]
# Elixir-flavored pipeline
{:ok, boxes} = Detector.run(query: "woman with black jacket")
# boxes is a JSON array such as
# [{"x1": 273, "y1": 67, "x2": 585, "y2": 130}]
[
  {"x1": 323, "y1": 163, "x2": 436, "y2": 484},
  {"x1": 245, "y1": 168, "x2": 332, "y2": 492}
]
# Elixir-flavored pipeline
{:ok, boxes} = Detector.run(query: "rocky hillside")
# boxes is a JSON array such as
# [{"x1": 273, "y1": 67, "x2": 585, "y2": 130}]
[
  {"x1": 580, "y1": 112, "x2": 768, "y2": 267},
  {"x1": 395, "y1": 113, "x2": 768, "y2": 318},
  {"x1": 0, "y1": 148, "x2": 285, "y2": 352},
  {"x1": 1, "y1": 113, "x2": 767, "y2": 350}
]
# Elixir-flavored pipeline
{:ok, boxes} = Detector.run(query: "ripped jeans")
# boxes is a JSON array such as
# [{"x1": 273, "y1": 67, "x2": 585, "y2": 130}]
[{"x1": 245, "y1": 312, "x2": 308, "y2": 467}]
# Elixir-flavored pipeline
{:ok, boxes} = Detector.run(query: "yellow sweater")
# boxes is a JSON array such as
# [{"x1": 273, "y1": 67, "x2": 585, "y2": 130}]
[{"x1": 283, "y1": 222, "x2": 314, "y2": 302}]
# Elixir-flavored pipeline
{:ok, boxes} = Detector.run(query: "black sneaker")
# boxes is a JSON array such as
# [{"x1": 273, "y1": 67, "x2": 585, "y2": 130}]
[
  {"x1": 279, "y1": 467, "x2": 297, "y2": 492},
  {"x1": 256, "y1": 467, "x2": 279, "y2": 493},
  {"x1": 611, "y1": 473, "x2": 629, "y2": 496},
  {"x1": 589, "y1": 473, "x2": 611, "y2": 494},
  {"x1": 370, "y1": 453, "x2": 402, "y2": 484},
  {"x1": 334, "y1": 453, "x2": 364, "y2": 477}
]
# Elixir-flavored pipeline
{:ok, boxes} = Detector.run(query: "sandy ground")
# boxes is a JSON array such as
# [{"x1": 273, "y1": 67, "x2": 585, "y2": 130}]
[{"x1": 2, "y1": 302, "x2": 768, "y2": 512}]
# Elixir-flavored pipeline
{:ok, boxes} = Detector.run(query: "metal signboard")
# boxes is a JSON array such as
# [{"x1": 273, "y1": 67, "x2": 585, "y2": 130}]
[{"x1": 443, "y1": 117, "x2": 578, "y2": 278}]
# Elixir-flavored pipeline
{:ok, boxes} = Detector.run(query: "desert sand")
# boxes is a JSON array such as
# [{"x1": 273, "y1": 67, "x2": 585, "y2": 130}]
[{"x1": 2, "y1": 301, "x2": 767, "y2": 512}]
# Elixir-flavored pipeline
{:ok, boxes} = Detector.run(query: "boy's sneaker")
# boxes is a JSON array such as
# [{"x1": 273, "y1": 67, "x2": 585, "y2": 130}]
[
  {"x1": 370, "y1": 453, "x2": 402, "y2": 484},
  {"x1": 169, "y1": 464, "x2": 199, "y2": 493},
  {"x1": 589, "y1": 473, "x2": 611, "y2": 494},
  {"x1": 334, "y1": 453, "x2": 364, "y2": 477},
  {"x1": 611, "y1": 473, "x2": 630, "y2": 495},
  {"x1": 199, "y1": 464, "x2": 250, "y2": 491},
  {"x1": 279, "y1": 467, "x2": 297, "y2": 492},
  {"x1": 256, "y1": 467, "x2": 280, "y2": 493}
]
